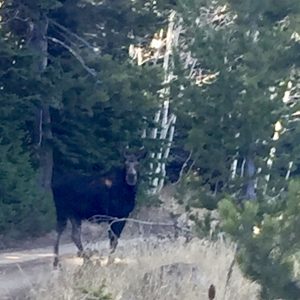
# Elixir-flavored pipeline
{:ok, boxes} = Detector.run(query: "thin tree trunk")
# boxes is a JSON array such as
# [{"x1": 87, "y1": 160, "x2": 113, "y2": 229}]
[
  {"x1": 28, "y1": 15, "x2": 53, "y2": 192},
  {"x1": 150, "y1": 11, "x2": 177, "y2": 193},
  {"x1": 230, "y1": 157, "x2": 238, "y2": 179},
  {"x1": 285, "y1": 161, "x2": 293, "y2": 180},
  {"x1": 158, "y1": 114, "x2": 176, "y2": 191},
  {"x1": 39, "y1": 103, "x2": 53, "y2": 191},
  {"x1": 129, "y1": 11, "x2": 179, "y2": 193},
  {"x1": 244, "y1": 156, "x2": 256, "y2": 200}
]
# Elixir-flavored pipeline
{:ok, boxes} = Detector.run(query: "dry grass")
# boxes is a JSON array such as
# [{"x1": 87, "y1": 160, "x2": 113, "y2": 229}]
[{"x1": 30, "y1": 236, "x2": 260, "y2": 300}]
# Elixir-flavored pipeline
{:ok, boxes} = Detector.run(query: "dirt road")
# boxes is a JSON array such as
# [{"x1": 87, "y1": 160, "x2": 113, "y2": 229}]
[
  {"x1": 0, "y1": 236, "x2": 262, "y2": 300},
  {"x1": 0, "y1": 237, "x2": 141, "y2": 299},
  {"x1": 0, "y1": 243, "x2": 79, "y2": 299}
]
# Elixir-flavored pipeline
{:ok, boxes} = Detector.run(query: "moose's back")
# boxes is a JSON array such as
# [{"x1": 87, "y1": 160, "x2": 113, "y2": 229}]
[{"x1": 52, "y1": 172, "x2": 111, "y2": 221}]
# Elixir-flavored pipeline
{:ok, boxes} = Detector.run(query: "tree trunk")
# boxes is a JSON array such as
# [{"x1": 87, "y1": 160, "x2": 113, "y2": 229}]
[
  {"x1": 39, "y1": 103, "x2": 53, "y2": 191},
  {"x1": 28, "y1": 15, "x2": 53, "y2": 192},
  {"x1": 149, "y1": 11, "x2": 177, "y2": 194},
  {"x1": 129, "y1": 11, "x2": 179, "y2": 193},
  {"x1": 244, "y1": 156, "x2": 256, "y2": 200}
]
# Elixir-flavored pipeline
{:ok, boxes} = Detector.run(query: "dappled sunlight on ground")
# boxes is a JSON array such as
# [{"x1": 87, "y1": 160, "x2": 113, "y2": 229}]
[{"x1": 3, "y1": 252, "x2": 54, "y2": 262}]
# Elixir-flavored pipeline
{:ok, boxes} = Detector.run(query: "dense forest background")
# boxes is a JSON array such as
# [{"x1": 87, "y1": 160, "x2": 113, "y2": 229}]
[{"x1": 1, "y1": 0, "x2": 300, "y2": 298}]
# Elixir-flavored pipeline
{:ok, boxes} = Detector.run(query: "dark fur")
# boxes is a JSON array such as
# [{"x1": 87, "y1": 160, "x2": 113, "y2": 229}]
[{"x1": 52, "y1": 153, "x2": 142, "y2": 267}]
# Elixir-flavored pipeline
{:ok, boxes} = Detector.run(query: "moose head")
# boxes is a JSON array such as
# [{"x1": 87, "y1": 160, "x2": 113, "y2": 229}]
[{"x1": 123, "y1": 148, "x2": 147, "y2": 186}]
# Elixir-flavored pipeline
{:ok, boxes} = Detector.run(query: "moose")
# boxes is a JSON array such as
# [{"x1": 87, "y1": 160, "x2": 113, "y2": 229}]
[{"x1": 52, "y1": 149, "x2": 145, "y2": 267}]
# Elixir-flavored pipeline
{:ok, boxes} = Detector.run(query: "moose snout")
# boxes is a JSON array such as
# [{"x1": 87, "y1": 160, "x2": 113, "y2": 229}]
[{"x1": 126, "y1": 173, "x2": 137, "y2": 185}]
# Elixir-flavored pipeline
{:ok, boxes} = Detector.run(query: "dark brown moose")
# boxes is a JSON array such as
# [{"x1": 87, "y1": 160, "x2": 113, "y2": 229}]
[{"x1": 52, "y1": 149, "x2": 145, "y2": 267}]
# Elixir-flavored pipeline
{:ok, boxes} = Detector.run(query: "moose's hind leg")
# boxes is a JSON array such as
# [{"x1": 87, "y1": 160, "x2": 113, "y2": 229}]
[
  {"x1": 108, "y1": 220, "x2": 126, "y2": 254},
  {"x1": 54, "y1": 218, "x2": 67, "y2": 267}
]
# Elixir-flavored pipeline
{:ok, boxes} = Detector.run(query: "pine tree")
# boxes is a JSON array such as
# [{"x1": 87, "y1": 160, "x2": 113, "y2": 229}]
[
  {"x1": 0, "y1": 24, "x2": 54, "y2": 235},
  {"x1": 45, "y1": 0, "x2": 171, "y2": 173},
  {"x1": 174, "y1": 0, "x2": 300, "y2": 200},
  {"x1": 174, "y1": 0, "x2": 300, "y2": 298},
  {"x1": 0, "y1": 0, "x2": 173, "y2": 236}
]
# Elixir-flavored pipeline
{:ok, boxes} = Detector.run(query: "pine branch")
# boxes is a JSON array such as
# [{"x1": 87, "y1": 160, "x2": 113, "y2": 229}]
[{"x1": 47, "y1": 36, "x2": 97, "y2": 77}]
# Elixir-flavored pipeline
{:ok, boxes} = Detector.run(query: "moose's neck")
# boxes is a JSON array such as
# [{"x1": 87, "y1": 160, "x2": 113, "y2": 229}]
[
  {"x1": 125, "y1": 180, "x2": 137, "y2": 195},
  {"x1": 121, "y1": 168, "x2": 138, "y2": 195}
]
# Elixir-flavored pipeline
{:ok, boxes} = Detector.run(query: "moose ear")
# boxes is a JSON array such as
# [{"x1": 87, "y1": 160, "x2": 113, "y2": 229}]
[{"x1": 123, "y1": 147, "x2": 131, "y2": 159}]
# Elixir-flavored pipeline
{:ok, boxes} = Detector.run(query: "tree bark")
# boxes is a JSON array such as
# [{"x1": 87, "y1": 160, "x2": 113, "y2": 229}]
[
  {"x1": 39, "y1": 103, "x2": 53, "y2": 191},
  {"x1": 28, "y1": 14, "x2": 53, "y2": 192},
  {"x1": 244, "y1": 156, "x2": 256, "y2": 200},
  {"x1": 150, "y1": 11, "x2": 177, "y2": 193}
]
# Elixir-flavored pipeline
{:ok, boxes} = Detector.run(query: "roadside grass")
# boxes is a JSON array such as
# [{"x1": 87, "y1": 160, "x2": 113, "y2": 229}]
[{"x1": 29, "y1": 236, "x2": 260, "y2": 300}]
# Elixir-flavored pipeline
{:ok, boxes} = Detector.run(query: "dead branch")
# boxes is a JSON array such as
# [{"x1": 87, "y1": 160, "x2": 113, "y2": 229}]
[
  {"x1": 49, "y1": 19, "x2": 94, "y2": 50},
  {"x1": 173, "y1": 150, "x2": 193, "y2": 185},
  {"x1": 0, "y1": 9, "x2": 30, "y2": 25},
  {"x1": 87, "y1": 214, "x2": 192, "y2": 238},
  {"x1": 47, "y1": 36, "x2": 97, "y2": 77}
]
